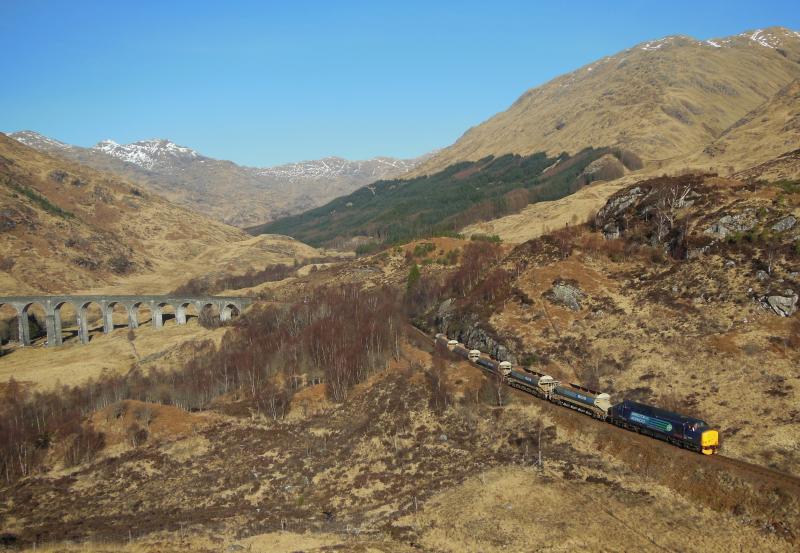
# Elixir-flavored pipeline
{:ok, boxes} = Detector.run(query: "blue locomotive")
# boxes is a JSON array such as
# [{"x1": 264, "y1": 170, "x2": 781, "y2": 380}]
[{"x1": 608, "y1": 400, "x2": 719, "y2": 455}]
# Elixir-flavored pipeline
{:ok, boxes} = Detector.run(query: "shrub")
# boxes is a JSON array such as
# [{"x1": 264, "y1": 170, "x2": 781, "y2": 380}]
[
  {"x1": 108, "y1": 254, "x2": 133, "y2": 275},
  {"x1": 470, "y1": 233, "x2": 502, "y2": 243},
  {"x1": 407, "y1": 264, "x2": 421, "y2": 291}
]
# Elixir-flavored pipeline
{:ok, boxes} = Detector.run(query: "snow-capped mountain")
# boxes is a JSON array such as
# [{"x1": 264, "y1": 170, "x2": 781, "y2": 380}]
[
  {"x1": 93, "y1": 138, "x2": 201, "y2": 170},
  {"x1": 6, "y1": 131, "x2": 427, "y2": 227},
  {"x1": 257, "y1": 156, "x2": 421, "y2": 182},
  {"x1": 10, "y1": 130, "x2": 71, "y2": 151}
]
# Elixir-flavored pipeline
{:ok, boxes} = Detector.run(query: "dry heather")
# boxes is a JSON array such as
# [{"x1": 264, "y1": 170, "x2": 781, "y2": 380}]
[
  {"x1": 461, "y1": 175, "x2": 635, "y2": 244},
  {"x1": 443, "y1": 174, "x2": 800, "y2": 471},
  {"x1": 2, "y1": 343, "x2": 796, "y2": 553},
  {"x1": 690, "y1": 79, "x2": 800, "y2": 176},
  {"x1": 0, "y1": 317, "x2": 225, "y2": 390}
]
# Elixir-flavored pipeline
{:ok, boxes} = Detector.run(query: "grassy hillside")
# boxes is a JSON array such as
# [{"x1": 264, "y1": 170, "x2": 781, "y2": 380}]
[
  {"x1": 410, "y1": 27, "x2": 800, "y2": 178},
  {"x1": 0, "y1": 133, "x2": 325, "y2": 294},
  {"x1": 252, "y1": 147, "x2": 625, "y2": 246}
]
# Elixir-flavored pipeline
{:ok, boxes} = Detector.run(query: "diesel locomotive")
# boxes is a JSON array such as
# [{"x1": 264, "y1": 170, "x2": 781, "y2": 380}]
[{"x1": 436, "y1": 333, "x2": 720, "y2": 455}]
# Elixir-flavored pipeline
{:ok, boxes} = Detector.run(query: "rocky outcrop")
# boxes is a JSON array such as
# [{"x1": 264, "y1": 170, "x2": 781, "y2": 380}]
[
  {"x1": 764, "y1": 291, "x2": 798, "y2": 317},
  {"x1": 771, "y1": 215, "x2": 797, "y2": 233},
  {"x1": 704, "y1": 210, "x2": 757, "y2": 238},
  {"x1": 545, "y1": 281, "x2": 584, "y2": 311},
  {"x1": 435, "y1": 300, "x2": 517, "y2": 363},
  {"x1": 596, "y1": 186, "x2": 644, "y2": 223}
]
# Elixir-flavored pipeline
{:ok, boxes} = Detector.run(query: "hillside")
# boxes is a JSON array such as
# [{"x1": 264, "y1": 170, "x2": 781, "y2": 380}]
[
  {"x1": 411, "y1": 27, "x2": 800, "y2": 177},
  {"x1": 691, "y1": 79, "x2": 800, "y2": 174},
  {"x1": 10, "y1": 131, "x2": 426, "y2": 227},
  {"x1": 0, "y1": 133, "x2": 323, "y2": 294},
  {"x1": 2, "y1": 173, "x2": 798, "y2": 550},
  {"x1": 252, "y1": 147, "x2": 639, "y2": 246}
]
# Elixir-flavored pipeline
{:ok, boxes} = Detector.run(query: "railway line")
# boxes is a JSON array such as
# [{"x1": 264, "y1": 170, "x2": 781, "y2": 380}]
[{"x1": 406, "y1": 323, "x2": 800, "y2": 491}]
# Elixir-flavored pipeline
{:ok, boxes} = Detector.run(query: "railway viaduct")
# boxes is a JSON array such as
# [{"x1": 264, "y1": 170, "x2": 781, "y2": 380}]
[{"x1": 0, "y1": 295, "x2": 252, "y2": 347}]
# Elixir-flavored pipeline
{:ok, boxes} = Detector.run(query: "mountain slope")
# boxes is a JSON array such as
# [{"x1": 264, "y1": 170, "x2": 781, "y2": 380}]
[
  {"x1": 0, "y1": 133, "x2": 321, "y2": 294},
  {"x1": 9, "y1": 131, "x2": 427, "y2": 227},
  {"x1": 691, "y1": 78, "x2": 800, "y2": 174},
  {"x1": 252, "y1": 147, "x2": 638, "y2": 246},
  {"x1": 411, "y1": 27, "x2": 800, "y2": 177}
]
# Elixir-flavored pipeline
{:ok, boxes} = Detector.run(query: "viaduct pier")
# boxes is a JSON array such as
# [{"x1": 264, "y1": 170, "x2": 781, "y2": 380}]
[{"x1": 0, "y1": 295, "x2": 252, "y2": 347}]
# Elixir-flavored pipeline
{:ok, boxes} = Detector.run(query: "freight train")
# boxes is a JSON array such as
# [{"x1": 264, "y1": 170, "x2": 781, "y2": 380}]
[{"x1": 437, "y1": 333, "x2": 719, "y2": 455}]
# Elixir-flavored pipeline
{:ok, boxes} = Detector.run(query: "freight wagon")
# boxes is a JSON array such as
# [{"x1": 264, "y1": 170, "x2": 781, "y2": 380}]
[{"x1": 552, "y1": 382, "x2": 612, "y2": 419}]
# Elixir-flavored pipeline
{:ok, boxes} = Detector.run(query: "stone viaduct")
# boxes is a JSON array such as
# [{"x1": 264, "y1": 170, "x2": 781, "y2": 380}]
[{"x1": 0, "y1": 295, "x2": 252, "y2": 347}]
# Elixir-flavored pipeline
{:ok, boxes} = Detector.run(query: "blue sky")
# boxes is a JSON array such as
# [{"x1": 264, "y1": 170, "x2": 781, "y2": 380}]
[{"x1": 1, "y1": 1, "x2": 798, "y2": 166}]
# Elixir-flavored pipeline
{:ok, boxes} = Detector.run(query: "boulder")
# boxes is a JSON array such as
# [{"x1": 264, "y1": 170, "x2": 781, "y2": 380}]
[
  {"x1": 765, "y1": 292, "x2": 798, "y2": 317},
  {"x1": 771, "y1": 215, "x2": 797, "y2": 233},
  {"x1": 602, "y1": 223, "x2": 620, "y2": 240},
  {"x1": 436, "y1": 308, "x2": 518, "y2": 364},
  {"x1": 756, "y1": 270, "x2": 769, "y2": 282},
  {"x1": 596, "y1": 186, "x2": 643, "y2": 222},
  {"x1": 705, "y1": 211, "x2": 756, "y2": 238},
  {"x1": 547, "y1": 281, "x2": 584, "y2": 311}
]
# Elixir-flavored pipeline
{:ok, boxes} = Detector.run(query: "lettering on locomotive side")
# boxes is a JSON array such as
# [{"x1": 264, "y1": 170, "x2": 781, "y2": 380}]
[{"x1": 630, "y1": 411, "x2": 673, "y2": 433}]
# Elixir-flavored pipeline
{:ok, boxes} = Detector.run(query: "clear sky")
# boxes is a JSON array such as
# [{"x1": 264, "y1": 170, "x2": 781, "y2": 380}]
[{"x1": 1, "y1": 0, "x2": 798, "y2": 166}]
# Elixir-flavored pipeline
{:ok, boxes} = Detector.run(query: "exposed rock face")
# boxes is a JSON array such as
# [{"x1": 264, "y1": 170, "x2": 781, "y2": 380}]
[
  {"x1": 602, "y1": 223, "x2": 621, "y2": 240},
  {"x1": 704, "y1": 211, "x2": 757, "y2": 238},
  {"x1": 771, "y1": 215, "x2": 797, "y2": 232},
  {"x1": 765, "y1": 292, "x2": 798, "y2": 317},
  {"x1": 596, "y1": 186, "x2": 644, "y2": 223},
  {"x1": 435, "y1": 301, "x2": 517, "y2": 363},
  {"x1": 545, "y1": 281, "x2": 584, "y2": 311}
]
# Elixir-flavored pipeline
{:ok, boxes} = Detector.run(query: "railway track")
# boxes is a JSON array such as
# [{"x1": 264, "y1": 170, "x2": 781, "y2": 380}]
[
  {"x1": 712, "y1": 454, "x2": 800, "y2": 492},
  {"x1": 406, "y1": 323, "x2": 800, "y2": 490}
]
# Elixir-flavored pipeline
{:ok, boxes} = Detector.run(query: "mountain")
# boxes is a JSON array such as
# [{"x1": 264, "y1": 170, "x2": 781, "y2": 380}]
[
  {"x1": 9, "y1": 131, "x2": 427, "y2": 227},
  {"x1": 690, "y1": 78, "x2": 800, "y2": 173},
  {"x1": 0, "y1": 133, "x2": 323, "y2": 294},
  {"x1": 252, "y1": 147, "x2": 641, "y2": 246},
  {"x1": 410, "y1": 27, "x2": 800, "y2": 177}
]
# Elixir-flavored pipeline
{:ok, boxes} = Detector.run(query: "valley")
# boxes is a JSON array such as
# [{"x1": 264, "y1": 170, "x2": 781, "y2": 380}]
[
  {"x1": 1, "y1": 14, "x2": 799, "y2": 553},
  {"x1": 10, "y1": 132, "x2": 427, "y2": 227}
]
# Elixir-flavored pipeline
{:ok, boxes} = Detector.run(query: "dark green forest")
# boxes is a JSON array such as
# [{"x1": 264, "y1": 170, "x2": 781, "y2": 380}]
[{"x1": 251, "y1": 147, "x2": 618, "y2": 247}]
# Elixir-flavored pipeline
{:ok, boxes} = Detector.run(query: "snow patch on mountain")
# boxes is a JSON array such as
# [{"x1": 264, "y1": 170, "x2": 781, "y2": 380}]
[
  {"x1": 9, "y1": 130, "x2": 71, "y2": 151},
  {"x1": 255, "y1": 156, "x2": 421, "y2": 182},
  {"x1": 92, "y1": 139, "x2": 201, "y2": 170}
]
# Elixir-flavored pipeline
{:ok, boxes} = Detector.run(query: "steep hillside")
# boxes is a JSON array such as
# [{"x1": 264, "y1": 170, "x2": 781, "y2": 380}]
[
  {"x1": 0, "y1": 133, "x2": 322, "y2": 294},
  {"x1": 691, "y1": 79, "x2": 800, "y2": 175},
  {"x1": 10, "y1": 131, "x2": 426, "y2": 227},
  {"x1": 411, "y1": 27, "x2": 800, "y2": 176},
  {"x1": 253, "y1": 147, "x2": 638, "y2": 246}
]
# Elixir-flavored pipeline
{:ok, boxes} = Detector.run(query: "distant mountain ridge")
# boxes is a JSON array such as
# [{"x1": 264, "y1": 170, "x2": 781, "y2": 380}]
[
  {"x1": 410, "y1": 26, "x2": 800, "y2": 177},
  {"x1": 9, "y1": 131, "x2": 428, "y2": 227}
]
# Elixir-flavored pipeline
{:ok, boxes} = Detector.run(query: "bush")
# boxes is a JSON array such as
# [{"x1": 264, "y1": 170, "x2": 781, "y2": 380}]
[
  {"x1": 108, "y1": 254, "x2": 133, "y2": 275},
  {"x1": 407, "y1": 264, "x2": 421, "y2": 291},
  {"x1": 412, "y1": 242, "x2": 437, "y2": 258},
  {"x1": 470, "y1": 233, "x2": 502, "y2": 243},
  {"x1": 198, "y1": 306, "x2": 222, "y2": 329}
]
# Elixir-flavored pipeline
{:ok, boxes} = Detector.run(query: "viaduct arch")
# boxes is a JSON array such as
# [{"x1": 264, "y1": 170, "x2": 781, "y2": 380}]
[{"x1": 0, "y1": 295, "x2": 251, "y2": 347}]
